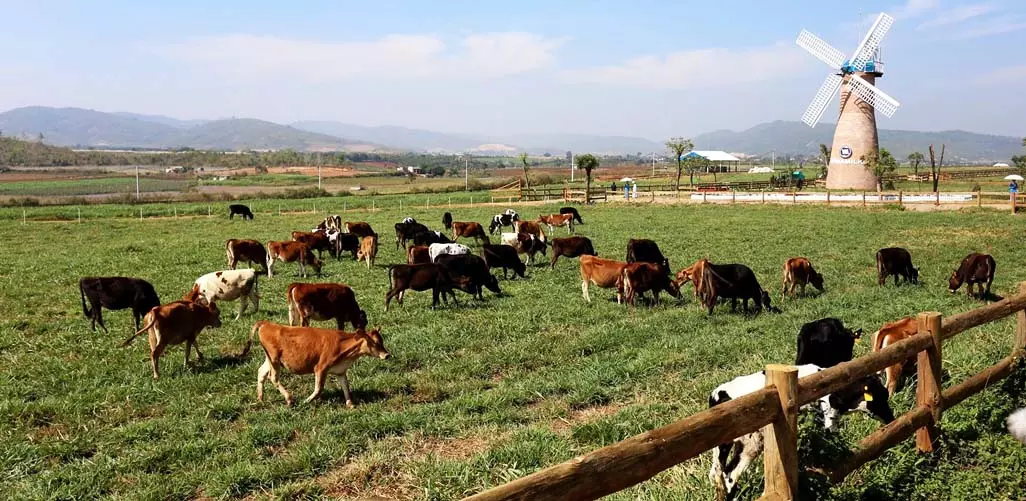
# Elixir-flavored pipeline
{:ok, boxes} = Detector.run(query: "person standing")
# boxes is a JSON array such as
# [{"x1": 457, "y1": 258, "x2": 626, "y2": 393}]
[
  {"x1": 624, "y1": 183, "x2": 630, "y2": 200},
  {"x1": 631, "y1": 181, "x2": 638, "y2": 200},
  {"x1": 1010, "y1": 180, "x2": 1019, "y2": 202}
]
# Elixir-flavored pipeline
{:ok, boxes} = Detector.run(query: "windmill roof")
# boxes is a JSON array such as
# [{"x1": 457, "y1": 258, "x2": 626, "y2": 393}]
[{"x1": 683, "y1": 150, "x2": 741, "y2": 162}]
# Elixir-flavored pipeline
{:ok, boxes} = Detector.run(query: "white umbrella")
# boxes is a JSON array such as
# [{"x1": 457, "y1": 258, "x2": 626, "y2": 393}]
[
  {"x1": 620, "y1": 177, "x2": 634, "y2": 182},
  {"x1": 1004, "y1": 174, "x2": 1024, "y2": 181}
]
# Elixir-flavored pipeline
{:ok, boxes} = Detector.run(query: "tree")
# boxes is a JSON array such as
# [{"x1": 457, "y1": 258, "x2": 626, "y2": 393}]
[
  {"x1": 928, "y1": 144, "x2": 945, "y2": 193},
  {"x1": 819, "y1": 144, "x2": 830, "y2": 178},
  {"x1": 1013, "y1": 137, "x2": 1026, "y2": 177},
  {"x1": 861, "y1": 148, "x2": 897, "y2": 192},
  {"x1": 576, "y1": 154, "x2": 600, "y2": 204},
  {"x1": 519, "y1": 152, "x2": 530, "y2": 189},
  {"x1": 665, "y1": 137, "x2": 694, "y2": 190},
  {"x1": 907, "y1": 151, "x2": 924, "y2": 176}
]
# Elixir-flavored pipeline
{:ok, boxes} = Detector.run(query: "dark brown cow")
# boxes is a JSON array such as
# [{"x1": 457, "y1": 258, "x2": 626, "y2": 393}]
[
  {"x1": 948, "y1": 253, "x2": 996, "y2": 298},
  {"x1": 876, "y1": 247, "x2": 918, "y2": 286},
  {"x1": 550, "y1": 236, "x2": 596, "y2": 269},
  {"x1": 626, "y1": 239, "x2": 669, "y2": 270},
  {"x1": 291, "y1": 231, "x2": 333, "y2": 258},
  {"x1": 344, "y1": 221, "x2": 376, "y2": 238},
  {"x1": 286, "y1": 282, "x2": 366, "y2": 330},
  {"x1": 395, "y1": 221, "x2": 429, "y2": 250},
  {"x1": 384, "y1": 264, "x2": 461, "y2": 310},
  {"x1": 781, "y1": 257, "x2": 824, "y2": 298},
  {"x1": 267, "y1": 241, "x2": 323, "y2": 278},
  {"x1": 226, "y1": 239, "x2": 268, "y2": 272},
  {"x1": 121, "y1": 300, "x2": 222, "y2": 379},
  {"x1": 407, "y1": 245, "x2": 431, "y2": 265},
  {"x1": 79, "y1": 277, "x2": 161, "y2": 332},
  {"x1": 580, "y1": 255, "x2": 627, "y2": 303},
  {"x1": 622, "y1": 262, "x2": 681, "y2": 306},
  {"x1": 451, "y1": 221, "x2": 490, "y2": 245},
  {"x1": 482, "y1": 244, "x2": 526, "y2": 279}
]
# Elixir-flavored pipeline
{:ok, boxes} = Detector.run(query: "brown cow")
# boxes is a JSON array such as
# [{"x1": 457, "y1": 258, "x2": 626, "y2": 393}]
[
  {"x1": 407, "y1": 245, "x2": 431, "y2": 265},
  {"x1": 538, "y1": 213, "x2": 574, "y2": 234},
  {"x1": 226, "y1": 239, "x2": 268, "y2": 272},
  {"x1": 948, "y1": 253, "x2": 996, "y2": 298},
  {"x1": 871, "y1": 317, "x2": 917, "y2": 395},
  {"x1": 675, "y1": 259, "x2": 709, "y2": 301},
  {"x1": 266, "y1": 241, "x2": 323, "y2": 278},
  {"x1": 286, "y1": 282, "x2": 366, "y2": 330},
  {"x1": 242, "y1": 321, "x2": 389, "y2": 407},
  {"x1": 781, "y1": 257, "x2": 825, "y2": 299},
  {"x1": 292, "y1": 231, "x2": 333, "y2": 258},
  {"x1": 580, "y1": 255, "x2": 627, "y2": 303},
  {"x1": 357, "y1": 234, "x2": 378, "y2": 269},
  {"x1": 451, "y1": 221, "x2": 490, "y2": 245},
  {"x1": 344, "y1": 221, "x2": 375, "y2": 238},
  {"x1": 550, "y1": 236, "x2": 596, "y2": 269},
  {"x1": 622, "y1": 262, "x2": 681, "y2": 305},
  {"x1": 121, "y1": 300, "x2": 222, "y2": 379},
  {"x1": 514, "y1": 220, "x2": 546, "y2": 241}
]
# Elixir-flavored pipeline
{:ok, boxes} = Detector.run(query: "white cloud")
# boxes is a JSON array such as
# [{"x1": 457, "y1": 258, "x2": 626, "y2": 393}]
[
  {"x1": 560, "y1": 43, "x2": 809, "y2": 90},
  {"x1": 917, "y1": 4, "x2": 997, "y2": 30},
  {"x1": 155, "y1": 32, "x2": 565, "y2": 82},
  {"x1": 942, "y1": 18, "x2": 1026, "y2": 39},
  {"x1": 974, "y1": 64, "x2": 1026, "y2": 86},
  {"x1": 893, "y1": 0, "x2": 940, "y2": 19}
]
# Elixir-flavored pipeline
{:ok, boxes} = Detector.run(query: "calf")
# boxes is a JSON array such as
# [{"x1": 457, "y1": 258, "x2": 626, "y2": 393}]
[
  {"x1": 549, "y1": 236, "x2": 596, "y2": 269},
  {"x1": 343, "y1": 221, "x2": 375, "y2": 238},
  {"x1": 483, "y1": 244, "x2": 526, "y2": 279},
  {"x1": 428, "y1": 242, "x2": 471, "y2": 263},
  {"x1": 384, "y1": 264, "x2": 460, "y2": 310},
  {"x1": 694, "y1": 260, "x2": 775, "y2": 314},
  {"x1": 622, "y1": 262, "x2": 680, "y2": 306},
  {"x1": 795, "y1": 318, "x2": 862, "y2": 368},
  {"x1": 226, "y1": 239, "x2": 268, "y2": 272},
  {"x1": 488, "y1": 213, "x2": 519, "y2": 235},
  {"x1": 357, "y1": 234, "x2": 378, "y2": 269},
  {"x1": 451, "y1": 221, "x2": 490, "y2": 245},
  {"x1": 437, "y1": 254, "x2": 501, "y2": 300},
  {"x1": 948, "y1": 252, "x2": 996, "y2": 298},
  {"x1": 559, "y1": 206, "x2": 583, "y2": 224},
  {"x1": 579, "y1": 255, "x2": 627, "y2": 303},
  {"x1": 335, "y1": 232, "x2": 361, "y2": 260},
  {"x1": 319, "y1": 215, "x2": 342, "y2": 231},
  {"x1": 538, "y1": 213, "x2": 574, "y2": 234},
  {"x1": 185, "y1": 269, "x2": 260, "y2": 320},
  {"x1": 228, "y1": 204, "x2": 254, "y2": 220},
  {"x1": 442, "y1": 212, "x2": 454, "y2": 230},
  {"x1": 267, "y1": 241, "x2": 323, "y2": 278},
  {"x1": 876, "y1": 247, "x2": 919, "y2": 286},
  {"x1": 626, "y1": 238, "x2": 670, "y2": 271},
  {"x1": 121, "y1": 300, "x2": 222, "y2": 379},
  {"x1": 709, "y1": 365, "x2": 893, "y2": 500},
  {"x1": 781, "y1": 257, "x2": 824, "y2": 298},
  {"x1": 395, "y1": 221, "x2": 429, "y2": 250},
  {"x1": 513, "y1": 220, "x2": 546, "y2": 242},
  {"x1": 242, "y1": 322, "x2": 389, "y2": 407},
  {"x1": 292, "y1": 231, "x2": 333, "y2": 259},
  {"x1": 79, "y1": 277, "x2": 161, "y2": 332},
  {"x1": 287, "y1": 282, "x2": 366, "y2": 330},
  {"x1": 871, "y1": 317, "x2": 918, "y2": 395},
  {"x1": 411, "y1": 230, "x2": 452, "y2": 247},
  {"x1": 407, "y1": 245, "x2": 431, "y2": 265}
]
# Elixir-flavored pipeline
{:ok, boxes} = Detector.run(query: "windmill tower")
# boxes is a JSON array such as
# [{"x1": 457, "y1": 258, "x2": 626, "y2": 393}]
[{"x1": 796, "y1": 13, "x2": 900, "y2": 190}]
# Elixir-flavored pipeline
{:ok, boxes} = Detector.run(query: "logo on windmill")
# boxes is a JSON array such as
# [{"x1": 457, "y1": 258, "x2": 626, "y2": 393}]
[{"x1": 796, "y1": 12, "x2": 901, "y2": 190}]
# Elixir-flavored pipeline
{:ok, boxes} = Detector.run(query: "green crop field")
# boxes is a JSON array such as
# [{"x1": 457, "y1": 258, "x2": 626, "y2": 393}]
[
  {"x1": 0, "y1": 177, "x2": 193, "y2": 197},
  {"x1": 3, "y1": 202, "x2": 1026, "y2": 500}
]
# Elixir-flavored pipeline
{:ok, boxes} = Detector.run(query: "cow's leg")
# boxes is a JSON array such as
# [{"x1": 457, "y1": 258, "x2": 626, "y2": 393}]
[
  {"x1": 191, "y1": 337, "x2": 204, "y2": 362},
  {"x1": 725, "y1": 432, "x2": 763, "y2": 499},
  {"x1": 256, "y1": 357, "x2": 271, "y2": 402},
  {"x1": 582, "y1": 280, "x2": 591, "y2": 303},
  {"x1": 878, "y1": 272, "x2": 886, "y2": 286},
  {"x1": 148, "y1": 330, "x2": 165, "y2": 380},
  {"x1": 95, "y1": 307, "x2": 107, "y2": 333},
  {"x1": 798, "y1": 283, "x2": 805, "y2": 297},
  {"x1": 183, "y1": 338, "x2": 192, "y2": 366},
  {"x1": 132, "y1": 310, "x2": 142, "y2": 331},
  {"x1": 299, "y1": 261, "x2": 306, "y2": 278},
  {"x1": 338, "y1": 373, "x2": 354, "y2": 408},
  {"x1": 781, "y1": 277, "x2": 788, "y2": 299},
  {"x1": 431, "y1": 287, "x2": 439, "y2": 310},
  {"x1": 886, "y1": 365, "x2": 899, "y2": 396},
  {"x1": 266, "y1": 256, "x2": 275, "y2": 278},
  {"x1": 303, "y1": 370, "x2": 326, "y2": 404},
  {"x1": 710, "y1": 443, "x2": 732, "y2": 501},
  {"x1": 730, "y1": 298, "x2": 738, "y2": 311},
  {"x1": 268, "y1": 360, "x2": 293, "y2": 406}
]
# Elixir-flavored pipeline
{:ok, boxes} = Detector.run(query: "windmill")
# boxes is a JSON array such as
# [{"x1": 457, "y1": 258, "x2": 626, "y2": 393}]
[{"x1": 796, "y1": 12, "x2": 900, "y2": 190}]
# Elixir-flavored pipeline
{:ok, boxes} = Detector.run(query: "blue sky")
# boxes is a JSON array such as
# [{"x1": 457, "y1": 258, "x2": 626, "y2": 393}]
[{"x1": 1, "y1": 0, "x2": 1023, "y2": 138}]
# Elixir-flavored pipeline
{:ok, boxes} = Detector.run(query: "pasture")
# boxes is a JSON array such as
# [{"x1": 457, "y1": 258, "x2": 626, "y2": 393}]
[{"x1": 3, "y1": 202, "x2": 1026, "y2": 500}]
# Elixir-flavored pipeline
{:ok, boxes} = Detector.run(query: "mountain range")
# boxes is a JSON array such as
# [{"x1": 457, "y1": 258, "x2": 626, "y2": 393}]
[{"x1": 0, "y1": 106, "x2": 1021, "y2": 161}]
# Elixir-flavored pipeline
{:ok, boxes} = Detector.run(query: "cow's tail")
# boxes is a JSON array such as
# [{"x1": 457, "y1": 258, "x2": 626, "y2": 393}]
[
  {"x1": 871, "y1": 328, "x2": 885, "y2": 353},
  {"x1": 80, "y1": 281, "x2": 91, "y2": 318},
  {"x1": 238, "y1": 321, "x2": 265, "y2": 358},
  {"x1": 387, "y1": 265, "x2": 397, "y2": 291},
  {"x1": 225, "y1": 240, "x2": 235, "y2": 268},
  {"x1": 122, "y1": 310, "x2": 156, "y2": 347}
]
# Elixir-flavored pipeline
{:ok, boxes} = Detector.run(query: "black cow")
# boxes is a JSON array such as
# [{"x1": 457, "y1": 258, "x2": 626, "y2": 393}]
[
  {"x1": 79, "y1": 277, "x2": 161, "y2": 332},
  {"x1": 436, "y1": 254, "x2": 502, "y2": 300},
  {"x1": 626, "y1": 238, "x2": 669, "y2": 271},
  {"x1": 411, "y1": 230, "x2": 453, "y2": 247},
  {"x1": 384, "y1": 264, "x2": 461, "y2": 310},
  {"x1": 697, "y1": 262, "x2": 776, "y2": 314},
  {"x1": 795, "y1": 318, "x2": 863, "y2": 368},
  {"x1": 488, "y1": 213, "x2": 519, "y2": 235},
  {"x1": 335, "y1": 232, "x2": 361, "y2": 260},
  {"x1": 483, "y1": 244, "x2": 526, "y2": 279},
  {"x1": 876, "y1": 247, "x2": 919, "y2": 286},
  {"x1": 550, "y1": 236, "x2": 596, "y2": 269},
  {"x1": 442, "y1": 212, "x2": 453, "y2": 230},
  {"x1": 228, "y1": 204, "x2": 254, "y2": 220},
  {"x1": 395, "y1": 221, "x2": 430, "y2": 250},
  {"x1": 559, "y1": 206, "x2": 584, "y2": 225},
  {"x1": 949, "y1": 253, "x2": 996, "y2": 298}
]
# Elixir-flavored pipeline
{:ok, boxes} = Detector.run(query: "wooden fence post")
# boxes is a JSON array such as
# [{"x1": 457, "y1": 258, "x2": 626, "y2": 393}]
[
  {"x1": 862, "y1": 191, "x2": 867, "y2": 207},
  {"x1": 898, "y1": 190, "x2": 903, "y2": 207},
  {"x1": 703, "y1": 191, "x2": 707, "y2": 204},
  {"x1": 78, "y1": 208, "x2": 81, "y2": 223},
  {"x1": 1015, "y1": 282, "x2": 1026, "y2": 355},
  {"x1": 763, "y1": 365, "x2": 799, "y2": 500},
  {"x1": 916, "y1": 312, "x2": 943, "y2": 453},
  {"x1": 732, "y1": 191, "x2": 736, "y2": 204},
  {"x1": 826, "y1": 191, "x2": 830, "y2": 206},
  {"x1": 792, "y1": 192, "x2": 797, "y2": 205},
  {"x1": 762, "y1": 191, "x2": 766, "y2": 204},
  {"x1": 935, "y1": 191, "x2": 940, "y2": 206},
  {"x1": 978, "y1": 192, "x2": 982, "y2": 208}
]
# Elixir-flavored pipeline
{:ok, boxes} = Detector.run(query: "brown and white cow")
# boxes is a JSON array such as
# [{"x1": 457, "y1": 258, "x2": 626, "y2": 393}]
[
  {"x1": 451, "y1": 221, "x2": 490, "y2": 245},
  {"x1": 121, "y1": 300, "x2": 222, "y2": 379},
  {"x1": 357, "y1": 234, "x2": 378, "y2": 269},
  {"x1": 622, "y1": 262, "x2": 680, "y2": 306},
  {"x1": 266, "y1": 241, "x2": 323, "y2": 278},
  {"x1": 286, "y1": 282, "x2": 366, "y2": 330},
  {"x1": 781, "y1": 257, "x2": 825, "y2": 299},
  {"x1": 538, "y1": 213, "x2": 574, "y2": 234},
  {"x1": 226, "y1": 239, "x2": 268, "y2": 272},
  {"x1": 513, "y1": 220, "x2": 546, "y2": 242},
  {"x1": 500, "y1": 232, "x2": 547, "y2": 265},
  {"x1": 675, "y1": 259, "x2": 709, "y2": 301},
  {"x1": 871, "y1": 317, "x2": 917, "y2": 395},
  {"x1": 580, "y1": 255, "x2": 627, "y2": 303},
  {"x1": 344, "y1": 221, "x2": 376, "y2": 238},
  {"x1": 407, "y1": 245, "x2": 431, "y2": 265},
  {"x1": 241, "y1": 321, "x2": 389, "y2": 407},
  {"x1": 291, "y1": 231, "x2": 333, "y2": 259},
  {"x1": 184, "y1": 269, "x2": 260, "y2": 320}
]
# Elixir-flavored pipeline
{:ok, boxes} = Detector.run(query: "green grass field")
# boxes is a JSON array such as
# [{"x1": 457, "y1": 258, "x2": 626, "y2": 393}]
[
  {"x1": 3, "y1": 202, "x2": 1026, "y2": 500},
  {"x1": 0, "y1": 177, "x2": 192, "y2": 197}
]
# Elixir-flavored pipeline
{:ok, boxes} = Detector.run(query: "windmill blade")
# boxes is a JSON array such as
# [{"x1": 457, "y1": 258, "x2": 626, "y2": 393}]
[
  {"x1": 801, "y1": 74, "x2": 842, "y2": 127},
  {"x1": 847, "y1": 73, "x2": 900, "y2": 117},
  {"x1": 796, "y1": 29, "x2": 846, "y2": 69},
  {"x1": 849, "y1": 13, "x2": 894, "y2": 72}
]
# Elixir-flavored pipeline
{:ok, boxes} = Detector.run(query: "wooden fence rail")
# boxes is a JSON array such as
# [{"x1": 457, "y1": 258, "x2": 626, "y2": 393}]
[{"x1": 463, "y1": 282, "x2": 1026, "y2": 501}]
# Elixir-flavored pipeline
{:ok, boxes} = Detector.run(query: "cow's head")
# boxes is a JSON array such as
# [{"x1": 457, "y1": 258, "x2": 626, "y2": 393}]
[
  {"x1": 310, "y1": 255, "x2": 324, "y2": 276},
  {"x1": 824, "y1": 376, "x2": 894, "y2": 430},
  {"x1": 910, "y1": 267, "x2": 920, "y2": 284},
  {"x1": 488, "y1": 218, "x2": 501, "y2": 234},
  {"x1": 850, "y1": 328, "x2": 864, "y2": 341},
  {"x1": 183, "y1": 285, "x2": 203, "y2": 303},
  {"x1": 810, "y1": 270, "x2": 825, "y2": 292},
  {"x1": 202, "y1": 301, "x2": 222, "y2": 328},
  {"x1": 354, "y1": 309, "x2": 368, "y2": 330},
  {"x1": 484, "y1": 274, "x2": 501, "y2": 294},
  {"x1": 948, "y1": 271, "x2": 962, "y2": 293},
  {"x1": 359, "y1": 327, "x2": 390, "y2": 360}
]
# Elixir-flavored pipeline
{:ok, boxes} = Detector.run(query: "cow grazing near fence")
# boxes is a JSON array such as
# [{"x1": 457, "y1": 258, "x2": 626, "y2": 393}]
[
  {"x1": 622, "y1": 262, "x2": 680, "y2": 306},
  {"x1": 185, "y1": 269, "x2": 260, "y2": 320},
  {"x1": 121, "y1": 300, "x2": 222, "y2": 379},
  {"x1": 871, "y1": 317, "x2": 918, "y2": 395},
  {"x1": 395, "y1": 221, "x2": 429, "y2": 250},
  {"x1": 267, "y1": 241, "x2": 323, "y2": 278},
  {"x1": 559, "y1": 206, "x2": 584, "y2": 225},
  {"x1": 226, "y1": 239, "x2": 268, "y2": 272},
  {"x1": 626, "y1": 238, "x2": 669, "y2": 271},
  {"x1": 357, "y1": 235, "x2": 378, "y2": 269},
  {"x1": 795, "y1": 318, "x2": 862, "y2": 368},
  {"x1": 482, "y1": 244, "x2": 526, "y2": 279},
  {"x1": 693, "y1": 260, "x2": 776, "y2": 314},
  {"x1": 286, "y1": 282, "x2": 366, "y2": 330},
  {"x1": 549, "y1": 236, "x2": 596, "y2": 269},
  {"x1": 948, "y1": 253, "x2": 996, "y2": 298},
  {"x1": 228, "y1": 204, "x2": 254, "y2": 220},
  {"x1": 451, "y1": 221, "x2": 490, "y2": 245},
  {"x1": 442, "y1": 212, "x2": 453, "y2": 230},
  {"x1": 79, "y1": 277, "x2": 161, "y2": 332},
  {"x1": 781, "y1": 257, "x2": 824, "y2": 298},
  {"x1": 876, "y1": 247, "x2": 919, "y2": 286},
  {"x1": 407, "y1": 245, "x2": 431, "y2": 265},
  {"x1": 384, "y1": 264, "x2": 461, "y2": 310},
  {"x1": 579, "y1": 255, "x2": 627, "y2": 303}
]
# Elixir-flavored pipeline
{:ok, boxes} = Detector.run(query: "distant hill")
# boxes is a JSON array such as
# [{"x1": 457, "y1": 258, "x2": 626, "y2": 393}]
[
  {"x1": 500, "y1": 133, "x2": 663, "y2": 156},
  {"x1": 292, "y1": 121, "x2": 483, "y2": 152},
  {"x1": 113, "y1": 112, "x2": 208, "y2": 129}
]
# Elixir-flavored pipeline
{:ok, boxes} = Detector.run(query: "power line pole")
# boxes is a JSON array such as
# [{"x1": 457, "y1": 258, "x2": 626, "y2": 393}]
[
  {"x1": 465, "y1": 154, "x2": 469, "y2": 191},
  {"x1": 317, "y1": 152, "x2": 322, "y2": 190},
  {"x1": 571, "y1": 152, "x2": 575, "y2": 182},
  {"x1": 135, "y1": 165, "x2": 140, "y2": 200}
]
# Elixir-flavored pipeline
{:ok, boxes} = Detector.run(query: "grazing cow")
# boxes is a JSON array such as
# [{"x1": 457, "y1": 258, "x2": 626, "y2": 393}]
[
  {"x1": 228, "y1": 204, "x2": 254, "y2": 220},
  {"x1": 781, "y1": 257, "x2": 825, "y2": 298},
  {"x1": 876, "y1": 247, "x2": 919, "y2": 286},
  {"x1": 316, "y1": 215, "x2": 342, "y2": 232},
  {"x1": 692, "y1": 260, "x2": 776, "y2": 314},
  {"x1": 401, "y1": 216, "x2": 416, "y2": 224},
  {"x1": 286, "y1": 282, "x2": 366, "y2": 330},
  {"x1": 675, "y1": 261, "x2": 708, "y2": 302},
  {"x1": 559, "y1": 206, "x2": 584, "y2": 225},
  {"x1": 549, "y1": 236, "x2": 596, "y2": 269},
  {"x1": 442, "y1": 212, "x2": 454, "y2": 230},
  {"x1": 428, "y1": 242, "x2": 471, "y2": 263},
  {"x1": 871, "y1": 317, "x2": 918, "y2": 395},
  {"x1": 267, "y1": 241, "x2": 323, "y2": 278},
  {"x1": 451, "y1": 221, "x2": 490, "y2": 245},
  {"x1": 242, "y1": 322, "x2": 389, "y2": 407},
  {"x1": 411, "y1": 230, "x2": 452, "y2": 247},
  {"x1": 622, "y1": 262, "x2": 681, "y2": 306},
  {"x1": 579, "y1": 255, "x2": 627, "y2": 303},
  {"x1": 709, "y1": 365, "x2": 893, "y2": 500},
  {"x1": 79, "y1": 277, "x2": 161, "y2": 332},
  {"x1": 395, "y1": 221, "x2": 429, "y2": 250},
  {"x1": 482, "y1": 244, "x2": 526, "y2": 279},
  {"x1": 503, "y1": 208, "x2": 519, "y2": 219},
  {"x1": 292, "y1": 231, "x2": 333, "y2": 259},
  {"x1": 436, "y1": 254, "x2": 502, "y2": 300},
  {"x1": 185, "y1": 269, "x2": 260, "y2": 320},
  {"x1": 407, "y1": 245, "x2": 431, "y2": 265},
  {"x1": 538, "y1": 213, "x2": 574, "y2": 234},
  {"x1": 357, "y1": 234, "x2": 378, "y2": 269},
  {"x1": 488, "y1": 213, "x2": 519, "y2": 235},
  {"x1": 226, "y1": 239, "x2": 268, "y2": 272},
  {"x1": 334, "y1": 232, "x2": 361, "y2": 260},
  {"x1": 343, "y1": 221, "x2": 375, "y2": 238},
  {"x1": 948, "y1": 253, "x2": 996, "y2": 298},
  {"x1": 502, "y1": 232, "x2": 547, "y2": 264},
  {"x1": 513, "y1": 220, "x2": 546, "y2": 242},
  {"x1": 626, "y1": 239, "x2": 670, "y2": 271},
  {"x1": 384, "y1": 264, "x2": 461, "y2": 310},
  {"x1": 795, "y1": 318, "x2": 862, "y2": 369},
  {"x1": 121, "y1": 300, "x2": 222, "y2": 379}
]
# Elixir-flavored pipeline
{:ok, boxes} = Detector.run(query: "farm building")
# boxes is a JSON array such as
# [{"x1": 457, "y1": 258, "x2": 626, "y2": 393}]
[{"x1": 682, "y1": 150, "x2": 743, "y2": 172}]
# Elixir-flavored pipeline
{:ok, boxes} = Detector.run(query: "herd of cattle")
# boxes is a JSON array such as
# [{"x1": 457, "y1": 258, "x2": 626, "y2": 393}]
[{"x1": 76, "y1": 203, "x2": 1004, "y2": 497}]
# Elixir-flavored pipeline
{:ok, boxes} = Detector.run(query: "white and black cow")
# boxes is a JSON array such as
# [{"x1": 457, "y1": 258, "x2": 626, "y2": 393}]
[
  {"x1": 184, "y1": 269, "x2": 260, "y2": 320},
  {"x1": 428, "y1": 243, "x2": 471, "y2": 263},
  {"x1": 489, "y1": 212, "x2": 520, "y2": 235},
  {"x1": 795, "y1": 318, "x2": 863, "y2": 369},
  {"x1": 708, "y1": 364, "x2": 893, "y2": 500},
  {"x1": 401, "y1": 216, "x2": 417, "y2": 224}
]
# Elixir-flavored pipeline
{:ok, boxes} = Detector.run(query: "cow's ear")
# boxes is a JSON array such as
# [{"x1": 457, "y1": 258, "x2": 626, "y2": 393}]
[{"x1": 853, "y1": 328, "x2": 863, "y2": 340}]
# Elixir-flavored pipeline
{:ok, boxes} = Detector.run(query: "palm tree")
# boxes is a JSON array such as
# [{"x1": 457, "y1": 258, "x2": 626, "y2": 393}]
[
  {"x1": 819, "y1": 144, "x2": 830, "y2": 178},
  {"x1": 576, "y1": 154, "x2": 599, "y2": 204}
]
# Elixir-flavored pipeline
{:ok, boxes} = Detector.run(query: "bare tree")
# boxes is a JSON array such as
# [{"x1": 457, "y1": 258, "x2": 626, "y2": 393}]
[
  {"x1": 928, "y1": 144, "x2": 945, "y2": 193},
  {"x1": 519, "y1": 152, "x2": 530, "y2": 190},
  {"x1": 665, "y1": 137, "x2": 694, "y2": 190}
]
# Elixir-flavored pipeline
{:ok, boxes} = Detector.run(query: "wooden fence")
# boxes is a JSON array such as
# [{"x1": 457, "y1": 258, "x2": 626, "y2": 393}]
[
  {"x1": 462, "y1": 283, "x2": 1026, "y2": 501},
  {"x1": 519, "y1": 187, "x2": 607, "y2": 203}
]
